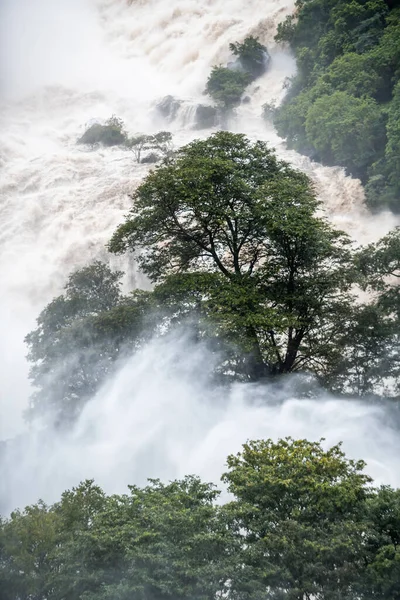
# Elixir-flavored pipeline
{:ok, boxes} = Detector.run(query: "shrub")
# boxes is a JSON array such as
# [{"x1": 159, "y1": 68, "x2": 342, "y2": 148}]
[
  {"x1": 205, "y1": 66, "x2": 252, "y2": 109},
  {"x1": 229, "y1": 36, "x2": 270, "y2": 79},
  {"x1": 78, "y1": 116, "x2": 127, "y2": 147}
]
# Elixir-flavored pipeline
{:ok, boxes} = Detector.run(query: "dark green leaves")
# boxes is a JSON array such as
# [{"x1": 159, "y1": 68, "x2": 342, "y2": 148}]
[
  {"x1": 3, "y1": 440, "x2": 399, "y2": 599},
  {"x1": 274, "y1": 0, "x2": 399, "y2": 211},
  {"x1": 109, "y1": 132, "x2": 354, "y2": 380}
]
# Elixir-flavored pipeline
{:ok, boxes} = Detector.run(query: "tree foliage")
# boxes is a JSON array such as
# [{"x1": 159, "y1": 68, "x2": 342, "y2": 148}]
[
  {"x1": 223, "y1": 438, "x2": 371, "y2": 599},
  {"x1": 109, "y1": 131, "x2": 355, "y2": 381},
  {"x1": 126, "y1": 131, "x2": 173, "y2": 163},
  {"x1": 229, "y1": 36, "x2": 270, "y2": 78},
  {"x1": 77, "y1": 117, "x2": 173, "y2": 164},
  {"x1": 78, "y1": 116, "x2": 127, "y2": 147},
  {"x1": 2, "y1": 439, "x2": 400, "y2": 599},
  {"x1": 205, "y1": 66, "x2": 252, "y2": 109},
  {"x1": 274, "y1": 0, "x2": 400, "y2": 212},
  {"x1": 25, "y1": 262, "x2": 150, "y2": 424},
  {"x1": 206, "y1": 37, "x2": 269, "y2": 109},
  {"x1": 304, "y1": 91, "x2": 385, "y2": 178}
]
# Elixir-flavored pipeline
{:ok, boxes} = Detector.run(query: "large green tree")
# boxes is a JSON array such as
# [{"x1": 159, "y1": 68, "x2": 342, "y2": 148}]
[
  {"x1": 109, "y1": 132, "x2": 354, "y2": 380},
  {"x1": 362, "y1": 486, "x2": 400, "y2": 599},
  {"x1": 222, "y1": 437, "x2": 372, "y2": 600}
]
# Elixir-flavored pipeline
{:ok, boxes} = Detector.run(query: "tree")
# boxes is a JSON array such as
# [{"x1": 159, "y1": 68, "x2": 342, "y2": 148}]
[
  {"x1": 222, "y1": 437, "x2": 372, "y2": 600},
  {"x1": 206, "y1": 37, "x2": 269, "y2": 110},
  {"x1": 0, "y1": 502, "x2": 60, "y2": 600},
  {"x1": 305, "y1": 91, "x2": 386, "y2": 178},
  {"x1": 109, "y1": 132, "x2": 354, "y2": 381},
  {"x1": 126, "y1": 131, "x2": 173, "y2": 163},
  {"x1": 229, "y1": 36, "x2": 270, "y2": 79},
  {"x1": 56, "y1": 478, "x2": 231, "y2": 600},
  {"x1": 323, "y1": 228, "x2": 400, "y2": 398},
  {"x1": 350, "y1": 228, "x2": 400, "y2": 397},
  {"x1": 25, "y1": 262, "x2": 148, "y2": 424},
  {"x1": 324, "y1": 52, "x2": 385, "y2": 98},
  {"x1": 205, "y1": 66, "x2": 252, "y2": 109},
  {"x1": 2, "y1": 443, "x2": 400, "y2": 599},
  {"x1": 359, "y1": 486, "x2": 400, "y2": 598},
  {"x1": 385, "y1": 81, "x2": 400, "y2": 195},
  {"x1": 357, "y1": 227, "x2": 400, "y2": 289}
]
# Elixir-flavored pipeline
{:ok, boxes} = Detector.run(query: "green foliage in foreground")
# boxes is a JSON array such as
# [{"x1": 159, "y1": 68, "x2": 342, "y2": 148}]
[
  {"x1": 1, "y1": 438, "x2": 400, "y2": 599},
  {"x1": 274, "y1": 0, "x2": 400, "y2": 212},
  {"x1": 26, "y1": 134, "x2": 399, "y2": 422}
]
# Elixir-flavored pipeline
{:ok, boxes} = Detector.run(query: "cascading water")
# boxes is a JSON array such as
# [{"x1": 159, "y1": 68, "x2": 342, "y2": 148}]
[{"x1": 0, "y1": 0, "x2": 399, "y2": 511}]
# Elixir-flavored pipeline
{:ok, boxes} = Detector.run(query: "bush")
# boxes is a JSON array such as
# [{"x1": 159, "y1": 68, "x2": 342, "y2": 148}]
[
  {"x1": 205, "y1": 66, "x2": 252, "y2": 109},
  {"x1": 77, "y1": 116, "x2": 127, "y2": 147},
  {"x1": 229, "y1": 36, "x2": 270, "y2": 79}
]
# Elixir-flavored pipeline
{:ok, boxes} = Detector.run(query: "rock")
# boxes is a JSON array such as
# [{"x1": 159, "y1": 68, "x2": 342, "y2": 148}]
[
  {"x1": 193, "y1": 104, "x2": 218, "y2": 129},
  {"x1": 156, "y1": 95, "x2": 182, "y2": 121},
  {"x1": 141, "y1": 152, "x2": 161, "y2": 164}
]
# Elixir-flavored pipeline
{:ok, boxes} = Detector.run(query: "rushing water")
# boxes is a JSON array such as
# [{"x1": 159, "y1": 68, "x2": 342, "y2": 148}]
[{"x1": 0, "y1": 0, "x2": 399, "y2": 511}]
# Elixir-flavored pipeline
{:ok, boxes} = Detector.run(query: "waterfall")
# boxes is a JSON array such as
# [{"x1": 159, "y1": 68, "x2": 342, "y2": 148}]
[{"x1": 0, "y1": 0, "x2": 398, "y2": 511}]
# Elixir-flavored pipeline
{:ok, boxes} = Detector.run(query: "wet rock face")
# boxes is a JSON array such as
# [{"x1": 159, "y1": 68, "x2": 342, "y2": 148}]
[
  {"x1": 141, "y1": 152, "x2": 161, "y2": 164},
  {"x1": 193, "y1": 104, "x2": 218, "y2": 129},
  {"x1": 156, "y1": 95, "x2": 182, "y2": 121}
]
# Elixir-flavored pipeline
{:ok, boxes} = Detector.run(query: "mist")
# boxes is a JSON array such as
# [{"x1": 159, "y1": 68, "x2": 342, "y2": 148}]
[{"x1": 1, "y1": 331, "x2": 399, "y2": 515}]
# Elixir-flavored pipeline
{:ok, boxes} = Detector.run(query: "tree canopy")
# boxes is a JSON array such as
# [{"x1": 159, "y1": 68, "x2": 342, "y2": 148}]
[
  {"x1": 25, "y1": 262, "x2": 150, "y2": 424},
  {"x1": 205, "y1": 37, "x2": 269, "y2": 109},
  {"x1": 1, "y1": 438, "x2": 400, "y2": 599},
  {"x1": 109, "y1": 131, "x2": 355, "y2": 380},
  {"x1": 274, "y1": 0, "x2": 400, "y2": 212},
  {"x1": 25, "y1": 134, "x2": 400, "y2": 426}
]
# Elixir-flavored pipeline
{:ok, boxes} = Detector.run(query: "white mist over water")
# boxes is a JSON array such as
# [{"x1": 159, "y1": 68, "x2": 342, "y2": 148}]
[
  {"x1": 0, "y1": 0, "x2": 399, "y2": 507},
  {"x1": 2, "y1": 333, "x2": 400, "y2": 514}
]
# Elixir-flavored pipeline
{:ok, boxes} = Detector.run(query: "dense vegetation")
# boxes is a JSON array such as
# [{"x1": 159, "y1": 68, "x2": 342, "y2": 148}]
[
  {"x1": 273, "y1": 0, "x2": 400, "y2": 212},
  {"x1": 206, "y1": 37, "x2": 270, "y2": 109},
  {"x1": 2, "y1": 438, "x2": 400, "y2": 599},
  {"x1": 25, "y1": 133, "x2": 399, "y2": 424}
]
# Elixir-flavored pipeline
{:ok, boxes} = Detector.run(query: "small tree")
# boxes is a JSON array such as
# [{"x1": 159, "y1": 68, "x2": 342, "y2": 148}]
[
  {"x1": 25, "y1": 263, "x2": 149, "y2": 424},
  {"x1": 126, "y1": 131, "x2": 172, "y2": 163},
  {"x1": 229, "y1": 36, "x2": 270, "y2": 79},
  {"x1": 205, "y1": 66, "x2": 252, "y2": 109}
]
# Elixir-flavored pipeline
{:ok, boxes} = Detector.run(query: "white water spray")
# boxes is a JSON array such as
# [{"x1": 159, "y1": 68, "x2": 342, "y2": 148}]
[
  {"x1": 0, "y1": 0, "x2": 398, "y2": 507},
  {"x1": 1, "y1": 333, "x2": 400, "y2": 514}
]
